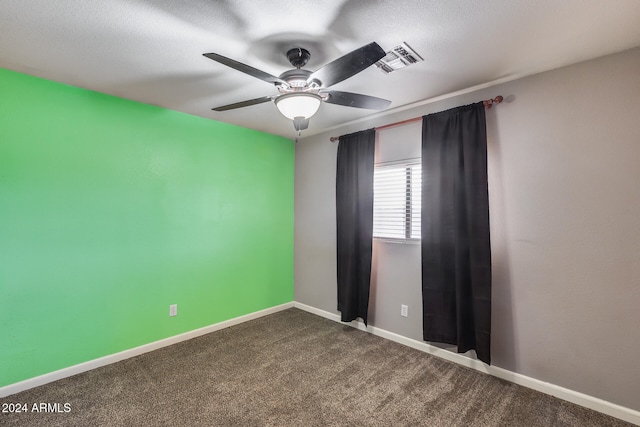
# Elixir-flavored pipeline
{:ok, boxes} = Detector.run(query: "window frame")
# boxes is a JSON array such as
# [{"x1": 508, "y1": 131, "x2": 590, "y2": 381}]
[{"x1": 372, "y1": 158, "x2": 422, "y2": 244}]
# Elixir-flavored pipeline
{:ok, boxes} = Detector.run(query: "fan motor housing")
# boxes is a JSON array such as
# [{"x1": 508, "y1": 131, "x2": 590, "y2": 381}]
[{"x1": 279, "y1": 69, "x2": 313, "y2": 88}]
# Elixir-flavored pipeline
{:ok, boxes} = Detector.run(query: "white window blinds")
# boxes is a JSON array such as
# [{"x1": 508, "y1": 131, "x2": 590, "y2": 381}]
[{"x1": 373, "y1": 161, "x2": 421, "y2": 241}]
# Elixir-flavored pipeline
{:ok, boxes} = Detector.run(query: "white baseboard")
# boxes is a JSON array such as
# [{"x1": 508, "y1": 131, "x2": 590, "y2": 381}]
[
  {"x1": 0, "y1": 302, "x2": 294, "y2": 398},
  {"x1": 293, "y1": 302, "x2": 640, "y2": 426}
]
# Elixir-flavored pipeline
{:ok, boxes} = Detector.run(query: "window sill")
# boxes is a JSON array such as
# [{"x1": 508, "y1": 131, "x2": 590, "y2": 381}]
[{"x1": 373, "y1": 237, "x2": 421, "y2": 245}]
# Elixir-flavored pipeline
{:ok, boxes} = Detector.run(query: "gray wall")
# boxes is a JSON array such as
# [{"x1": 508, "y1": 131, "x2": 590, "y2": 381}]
[{"x1": 294, "y1": 48, "x2": 640, "y2": 411}]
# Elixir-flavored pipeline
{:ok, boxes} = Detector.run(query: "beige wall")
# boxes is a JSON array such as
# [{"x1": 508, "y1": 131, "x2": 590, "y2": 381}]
[
  {"x1": 486, "y1": 47, "x2": 640, "y2": 411},
  {"x1": 294, "y1": 47, "x2": 640, "y2": 411}
]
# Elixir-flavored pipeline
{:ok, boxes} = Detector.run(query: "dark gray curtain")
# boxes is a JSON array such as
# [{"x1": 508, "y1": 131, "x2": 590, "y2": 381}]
[
  {"x1": 421, "y1": 103, "x2": 492, "y2": 364},
  {"x1": 336, "y1": 128, "x2": 376, "y2": 325}
]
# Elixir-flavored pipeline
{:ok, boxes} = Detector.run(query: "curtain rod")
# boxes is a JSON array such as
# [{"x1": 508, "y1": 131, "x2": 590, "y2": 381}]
[{"x1": 329, "y1": 96, "x2": 503, "y2": 142}]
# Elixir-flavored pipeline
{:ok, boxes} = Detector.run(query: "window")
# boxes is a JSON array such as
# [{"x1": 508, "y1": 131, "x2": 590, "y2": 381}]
[{"x1": 373, "y1": 160, "x2": 421, "y2": 241}]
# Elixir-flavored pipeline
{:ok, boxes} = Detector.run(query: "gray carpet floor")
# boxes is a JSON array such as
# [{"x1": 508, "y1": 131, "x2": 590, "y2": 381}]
[{"x1": 0, "y1": 308, "x2": 633, "y2": 426}]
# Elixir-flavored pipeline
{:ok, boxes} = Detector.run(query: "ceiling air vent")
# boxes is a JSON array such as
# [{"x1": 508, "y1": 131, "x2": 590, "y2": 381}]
[{"x1": 375, "y1": 42, "x2": 423, "y2": 74}]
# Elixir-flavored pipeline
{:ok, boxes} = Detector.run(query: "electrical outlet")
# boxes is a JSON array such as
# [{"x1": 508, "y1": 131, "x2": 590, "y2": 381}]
[
  {"x1": 401, "y1": 304, "x2": 408, "y2": 317},
  {"x1": 169, "y1": 304, "x2": 177, "y2": 317}
]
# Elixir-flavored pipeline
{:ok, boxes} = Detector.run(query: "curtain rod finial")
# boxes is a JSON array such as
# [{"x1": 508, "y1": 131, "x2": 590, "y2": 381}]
[{"x1": 484, "y1": 96, "x2": 503, "y2": 109}]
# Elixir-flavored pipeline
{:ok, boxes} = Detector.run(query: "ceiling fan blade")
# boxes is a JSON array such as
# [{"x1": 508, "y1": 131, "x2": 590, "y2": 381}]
[
  {"x1": 203, "y1": 52, "x2": 285, "y2": 85},
  {"x1": 212, "y1": 96, "x2": 273, "y2": 111},
  {"x1": 308, "y1": 42, "x2": 386, "y2": 88},
  {"x1": 322, "y1": 91, "x2": 391, "y2": 110}
]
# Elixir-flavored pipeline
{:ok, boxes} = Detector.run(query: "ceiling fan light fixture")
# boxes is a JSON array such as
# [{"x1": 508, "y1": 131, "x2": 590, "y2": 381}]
[{"x1": 275, "y1": 93, "x2": 322, "y2": 120}]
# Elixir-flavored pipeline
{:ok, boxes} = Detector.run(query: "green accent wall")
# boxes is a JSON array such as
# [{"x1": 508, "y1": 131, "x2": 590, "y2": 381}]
[{"x1": 0, "y1": 69, "x2": 294, "y2": 387}]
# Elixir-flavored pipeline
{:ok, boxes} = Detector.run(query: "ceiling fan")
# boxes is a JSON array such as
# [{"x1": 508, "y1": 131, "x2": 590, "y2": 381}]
[{"x1": 203, "y1": 42, "x2": 392, "y2": 131}]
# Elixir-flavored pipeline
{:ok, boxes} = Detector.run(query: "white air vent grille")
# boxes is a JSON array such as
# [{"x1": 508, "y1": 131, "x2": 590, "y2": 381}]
[{"x1": 376, "y1": 42, "x2": 423, "y2": 74}]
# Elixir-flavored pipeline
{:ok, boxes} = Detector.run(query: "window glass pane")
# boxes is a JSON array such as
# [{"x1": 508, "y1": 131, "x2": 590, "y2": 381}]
[
  {"x1": 373, "y1": 161, "x2": 421, "y2": 241},
  {"x1": 373, "y1": 166, "x2": 406, "y2": 239}
]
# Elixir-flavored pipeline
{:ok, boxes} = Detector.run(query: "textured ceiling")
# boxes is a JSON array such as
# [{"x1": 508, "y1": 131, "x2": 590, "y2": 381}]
[{"x1": 2, "y1": 0, "x2": 640, "y2": 138}]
